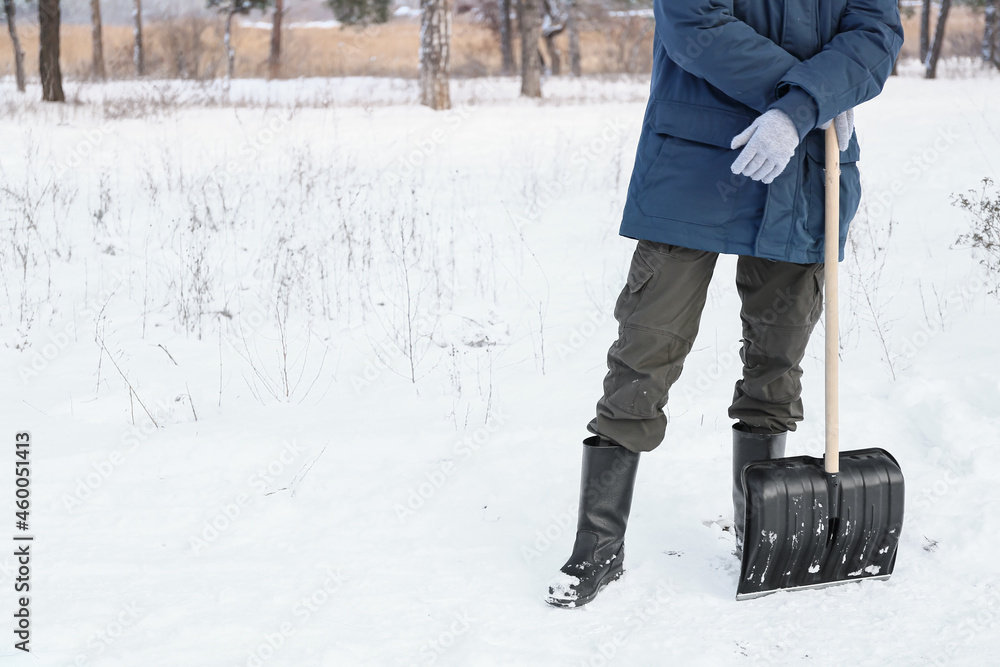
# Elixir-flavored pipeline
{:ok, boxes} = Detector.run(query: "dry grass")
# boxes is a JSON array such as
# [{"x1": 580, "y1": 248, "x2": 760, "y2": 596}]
[
  {"x1": 0, "y1": 7, "x2": 989, "y2": 81},
  {"x1": 898, "y1": 4, "x2": 986, "y2": 62},
  {"x1": 0, "y1": 18, "x2": 598, "y2": 80},
  {"x1": 0, "y1": 15, "x2": 657, "y2": 80}
]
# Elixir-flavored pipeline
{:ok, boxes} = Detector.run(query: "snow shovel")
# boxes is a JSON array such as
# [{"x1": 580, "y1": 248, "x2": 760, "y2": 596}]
[{"x1": 735, "y1": 126, "x2": 905, "y2": 600}]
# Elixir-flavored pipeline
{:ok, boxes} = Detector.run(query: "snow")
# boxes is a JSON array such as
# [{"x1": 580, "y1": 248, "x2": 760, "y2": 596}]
[
  {"x1": 608, "y1": 9, "x2": 654, "y2": 17},
  {"x1": 36, "y1": 74, "x2": 653, "y2": 111},
  {"x1": 240, "y1": 19, "x2": 343, "y2": 29},
  {"x1": 544, "y1": 572, "x2": 581, "y2": 606},
  {"x1": 1, "y1": 61, "x2": 999, "y2": 665}
]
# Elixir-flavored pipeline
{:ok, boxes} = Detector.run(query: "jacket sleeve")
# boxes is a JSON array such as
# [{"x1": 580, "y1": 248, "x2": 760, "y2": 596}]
[
  {"x1": 772, "y1": 0, "x2": 904, "y2": 131},
  {"x1": 654, "y1": 0, "x2": 801, "y2": 114}
]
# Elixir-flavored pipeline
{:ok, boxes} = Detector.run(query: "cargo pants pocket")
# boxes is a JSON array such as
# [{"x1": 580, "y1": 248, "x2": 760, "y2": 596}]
[{"x1": 601, "y1": 241, "x2": 717, "y2": 422}]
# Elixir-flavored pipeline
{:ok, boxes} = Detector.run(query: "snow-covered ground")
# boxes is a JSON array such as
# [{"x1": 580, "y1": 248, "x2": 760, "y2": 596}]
[
  {"x1": 0, "y1": 64, "x2": 999, "y2": 666},
  {"x1": 240, "y1": 20, "x2": 345, "y2": 29}
]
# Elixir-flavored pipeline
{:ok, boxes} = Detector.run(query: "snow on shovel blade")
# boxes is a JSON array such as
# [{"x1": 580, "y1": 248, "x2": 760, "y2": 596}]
[{"x1": 736, "y1": 449, "x2": 904, "y2": 600}]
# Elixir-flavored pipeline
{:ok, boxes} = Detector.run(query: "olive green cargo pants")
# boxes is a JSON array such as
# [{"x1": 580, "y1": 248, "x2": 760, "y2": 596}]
[{"x1": 588, "y1": 240, "x2": 824, "y2": 453}]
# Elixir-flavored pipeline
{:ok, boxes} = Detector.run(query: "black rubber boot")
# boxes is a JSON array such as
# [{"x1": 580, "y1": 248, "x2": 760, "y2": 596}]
[
  {"x1": 545, "y1": 436, "x2": 640, "y2": 608},
  {"x1": 732, "y1": 425, "x2": 786, "y2": 558}
]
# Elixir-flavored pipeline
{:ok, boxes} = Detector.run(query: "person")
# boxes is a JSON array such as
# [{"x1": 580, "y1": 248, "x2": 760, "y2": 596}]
[{"x1": 544, "y1": 0, "x2": 904, "y2": 608}]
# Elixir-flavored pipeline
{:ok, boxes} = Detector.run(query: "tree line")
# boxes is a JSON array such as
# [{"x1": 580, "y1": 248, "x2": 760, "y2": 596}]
[{"x1": 4, "y1": 0, "x2": 1000, "y2": 106}]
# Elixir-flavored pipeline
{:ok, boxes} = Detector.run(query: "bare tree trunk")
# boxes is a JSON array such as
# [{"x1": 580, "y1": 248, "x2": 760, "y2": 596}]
[
  {"x1": 225, "y1": 7, "x2": 236, "y2": 80},
  {"x1": 925, "y1": 0, "x2": 952, "y2": 79},
  {"x1": 500, "y1": 0, "x2": 515, "y2": 75},
  {"x1": 567, "y1": 0, "x2": 581, "y2": 76},
  {"x1": 420, "y1": 0, "x2": 452, "y2": 110},
  {"x1": 133, "y1": 0, "x2": 144, "y2": 76},
  {"x1": 39, "y1": 0, "x2": 64, "y2": 102},
  {"x1": 3, "y1": 0, "x2": 26, "y2": 92},
  {"x1": 90, "y1": 0, "x2": 105, "y2": 80},
  {"x1": 269, "y1": 0, "x2": 283, "y2": 80},
  {"x1": 543, "y1": 33, "x2": 561, "y2": 75},
  {"x1": 518, "y1": 0, "x2": 542, "y2": 97},
  {"x1": 627, "y1": 20, "x2": 653, "y2": 72},
  {"x1": 985, "y1": 0, "x2": 999, "y2": 68},
  {"x1": 920, "y1": 0, "x2": 931, "y2": 63},
  {"x1": 542, "y1": 0, "x2": 564, "y2": 75}
]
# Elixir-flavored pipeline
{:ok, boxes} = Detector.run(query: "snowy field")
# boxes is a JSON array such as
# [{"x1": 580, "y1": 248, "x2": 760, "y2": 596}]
[{"x1": 1, "y1": 62, "x2": 999, "y2": 666}]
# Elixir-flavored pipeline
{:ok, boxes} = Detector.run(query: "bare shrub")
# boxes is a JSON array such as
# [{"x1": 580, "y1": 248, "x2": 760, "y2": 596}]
[
  {"x1": 954, "y1": 177, "x2": 1000, "y2": 297},
  {"x1": 846, "y1": 202, "x2": 899, "y2": 379},
  {"x1": 0, "y1": 139, "x2": 77, "y2": 343},
  {"x1": 600, "y1": 14, "x2": 654, "y2": 74},
  {"x1": 151, "y1": 15, "x2": 224, "y2": 80}
]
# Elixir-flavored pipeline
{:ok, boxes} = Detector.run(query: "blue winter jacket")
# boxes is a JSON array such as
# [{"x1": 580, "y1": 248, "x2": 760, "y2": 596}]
[{"x1": 620, "y1": 0, "x2": 904, "y2": 263}]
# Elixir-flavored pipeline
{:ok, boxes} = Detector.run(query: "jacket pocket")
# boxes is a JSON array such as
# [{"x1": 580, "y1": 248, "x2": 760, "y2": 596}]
[
  {"x1": 797, "y1": 147, "x2": 862, "y2": 257},
  {"x1": 634, "y1": 134, "x2": 742, "y2": 227}
]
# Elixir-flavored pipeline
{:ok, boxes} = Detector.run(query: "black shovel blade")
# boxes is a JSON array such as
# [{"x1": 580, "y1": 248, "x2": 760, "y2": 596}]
[{"x1": 737, "y1": 449, "x2": 904, "y2": 600}]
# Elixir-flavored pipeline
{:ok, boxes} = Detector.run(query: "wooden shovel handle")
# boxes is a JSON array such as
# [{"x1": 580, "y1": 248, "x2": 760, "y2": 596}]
[{"x1": 824, "y1": 125, "x2": 840, "y2": 474}]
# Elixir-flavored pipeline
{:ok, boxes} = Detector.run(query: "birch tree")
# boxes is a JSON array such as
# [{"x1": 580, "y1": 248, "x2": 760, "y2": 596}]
[
  {"x1": 518, "y1": 0, "x2": 542, "y2": 97},
  {"x1": 3, "y1": 0, "x2": 26, "y2": 92},
  {"x1": 420, "y1": 0, "x2": 452, "y2": 110},
  {"x1": 541, "y1": 0, "x2": 566, "y2": 76},
  {"x1": 207, "y1": 0, "x2": 272, "y2": 81}
]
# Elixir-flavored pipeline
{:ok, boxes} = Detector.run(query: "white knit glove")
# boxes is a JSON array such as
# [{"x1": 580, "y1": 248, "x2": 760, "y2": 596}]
[
  {"x1": 730, "y1": 109, "x2": 801, "y2": 184},
  {"x1": 819, "y1": 108, "x2": 855, "y2": 151}
]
